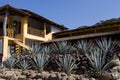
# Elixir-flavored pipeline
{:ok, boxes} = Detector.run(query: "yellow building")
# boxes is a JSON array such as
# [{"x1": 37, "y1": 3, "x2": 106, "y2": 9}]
[
  {"x1": 1, "y1": 4, "x2": 120, "y2": 62},
  {"x1": 0, "y1": 4, "x2": 67, "y2": 62}
]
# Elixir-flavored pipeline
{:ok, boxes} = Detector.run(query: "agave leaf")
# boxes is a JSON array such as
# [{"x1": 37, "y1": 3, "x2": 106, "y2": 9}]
[
  {"x1": 93, "y1": 49, "x2": 105, "y2": 70},
  {"x1": 57, "y1": 54, "x2": 76, "y2": 75},
  {"x1": 31, "y1": 53, "x2": 48, "y2": 72},
  {"x1": 74, "y1": 40, "x2": 93, "y2": 55},
  {"x1": 41, "y1": 45, "x2": 53, "y2": 55},
  {"x1": 3, "y1": 57, "x2": 17, "y2": 70},
  {"x1": 96, "y1": 37, "x2": 120, "y2": 54},
  {"x1": 17, "y1": 59, "x2": 31, "y2": 70},
  {"x1": 52, "y1": 41, "x2": 75, "y2": 55},
  {"x1": 86, "y1": 47, "x2": 115, "y2": 77},
  {"x1": 31, "y1": 43, "x2": 43, "y2": 55}
]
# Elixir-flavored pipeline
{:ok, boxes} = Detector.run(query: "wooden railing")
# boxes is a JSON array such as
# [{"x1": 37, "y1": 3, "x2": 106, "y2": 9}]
[
  {"x1": 0, "y1": 28, "x2": 15, "y2": 37},
  {"x1": 28, "y1": 27, "x2": 44, "y2": 37}
]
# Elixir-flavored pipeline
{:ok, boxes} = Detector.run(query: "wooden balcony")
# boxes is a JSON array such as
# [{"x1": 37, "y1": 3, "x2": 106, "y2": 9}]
[
  {"x1": 28, "y1": 27, "x2": 44, "y2": 37},
  {"x1": 0, "y1": 28, "x2": 15, "y2": 37}
]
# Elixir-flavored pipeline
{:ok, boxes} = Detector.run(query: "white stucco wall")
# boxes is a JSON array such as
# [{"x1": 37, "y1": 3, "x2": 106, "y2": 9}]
[{"x1": 51, "y1": 25, "x2": 62, "y2": 33}]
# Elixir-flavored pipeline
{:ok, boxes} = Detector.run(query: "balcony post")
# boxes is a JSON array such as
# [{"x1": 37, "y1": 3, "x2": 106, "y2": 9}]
[
  {"x1": 21, "y1": 16, "x2": 28, "y2": 44},
  {"x1": 2, "y1": 36, "x2": 9, "y2": 61},
  {"x1": 44, "y1": 22, "x2": 46, "y2": 37},
  {"x1": 2, "y1": 11, "x2": 9, "y2": 61}
]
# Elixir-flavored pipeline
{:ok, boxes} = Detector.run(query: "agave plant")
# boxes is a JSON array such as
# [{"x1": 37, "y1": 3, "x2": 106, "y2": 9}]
[
  {"x1": 95, "y1": 37, "x2": 119, "y2": 54},
  {"x1": 0, "y1": 63, "x2": 3, "y2": 69},
  {"x1": 52, "y1": 41, "x2": 75, "y2": 55},
  {"x1": 30, "y1": 43, "x2": 43, "y2": 55},
  {"x1": 16, "y1": 59, "x2": 31, "y2": 70},
  {"x1": 3, "y1": 57, "x2": 17, "y2": 70},
  {"x1": 74, "y1": 40, "x2": 93, "y2": 55},
  {"x1": 41, "y1": 45, "x2": 53, "y2": 55},
  {"x1": 86, "y1": 48, "x2": 106, "y2": 71},
  {"x1": 31, "y1": 53, "x2": 48, "y2": 72},
  {"x1": 56, "y1": 54, "x2": 76, "y2": 75},
  {"x1": 85, "y1": 47, "x2": 115, "y2": 77}
]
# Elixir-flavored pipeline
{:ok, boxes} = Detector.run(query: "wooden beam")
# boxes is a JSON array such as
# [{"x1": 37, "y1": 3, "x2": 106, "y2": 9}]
[
  {"x1": 7, "y1": 37, "x2": 31, "y2": 50},
  {"x1": 21, "y1": 16, "x2": 28, "y2": 44},
  {"x1": 44, "y1": 22, "x2": 46, "y2": 37},
  {"x1": 44, "y1": 31, "x2": 120, "y2": 43},
  {"x1": 2, "y1": 36, "x2": 8, "y2": 61},
  {"x1": 13, "y1": 39, "x2": 31, "y2": 50},
  {"x1": 26, "y1": 34, "x2": 45, "y2": 41}
]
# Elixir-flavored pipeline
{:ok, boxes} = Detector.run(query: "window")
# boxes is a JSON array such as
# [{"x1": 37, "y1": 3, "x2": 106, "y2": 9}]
[
  {"x1": 13, "y1": 21, "x2": 21, "y2": 34},
  {"x1": 46, "y1": 24, "x2": 51, "y2": 34},
  {"x1": 0, "y1": 22, "x2": 3, "y2": 28}
]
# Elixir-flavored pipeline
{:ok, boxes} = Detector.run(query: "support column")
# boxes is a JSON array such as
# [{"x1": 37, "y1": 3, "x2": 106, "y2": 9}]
[
  {"x1": 44, "y1": 22, "x2": 46, "y2": 38},
  {"x1": 44, "y1": 23, "x2": 52, "y2": 41},
  {"x1": 21, "y1": 16, "x2": 28, "y2": 44},
  {"x1": 2, "y1": 36, "x2": 8, "y2": 61},
  {"x1": 2, "y1": 11, "x2": 9, "y2": 61}
]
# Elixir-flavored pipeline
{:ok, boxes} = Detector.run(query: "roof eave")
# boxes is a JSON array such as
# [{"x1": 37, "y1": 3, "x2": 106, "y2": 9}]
[
  {"x1": 20, "y1": 9, "x2": 68, "y2": 30},
  {"x1": 0, "y1": 4, "x2": 31, "y2": 16}
]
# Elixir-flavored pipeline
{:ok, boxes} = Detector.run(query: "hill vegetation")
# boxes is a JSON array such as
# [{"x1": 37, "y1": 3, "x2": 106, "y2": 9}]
[
  {"x1": 93, "y1": 18, "x2": 120, "y2": 26},
  {"x1": 78, "y1": 17, "x2": 120, "y2": 29}
]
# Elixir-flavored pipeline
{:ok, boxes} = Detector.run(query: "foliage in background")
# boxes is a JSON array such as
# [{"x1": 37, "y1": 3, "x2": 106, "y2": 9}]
[
  {"x1": 93, "y1": 18, "x2": 120, "y2": 26},
  {"x1": 77, "y1": 18, "x2": 120, "y2": 29}
]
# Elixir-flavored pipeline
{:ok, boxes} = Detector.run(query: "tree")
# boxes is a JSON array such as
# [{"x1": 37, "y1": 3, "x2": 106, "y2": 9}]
[{"x1": 93, "y1": 18, "x2": 120, "y2": 26}]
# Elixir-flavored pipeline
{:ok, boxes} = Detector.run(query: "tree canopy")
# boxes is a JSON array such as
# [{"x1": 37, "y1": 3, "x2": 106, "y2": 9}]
[
  {"x1": 77, "y1": 17, "x2": 120, "y2": 29},
  {"x1": 93, "y1": 18, "x2": 120, "y2": 26}
]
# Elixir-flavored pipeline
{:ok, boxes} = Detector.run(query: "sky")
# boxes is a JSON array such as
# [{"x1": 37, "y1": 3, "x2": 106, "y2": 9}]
[{"x1": 0, "y1": 0, "x2": 120, "y2": 29}]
